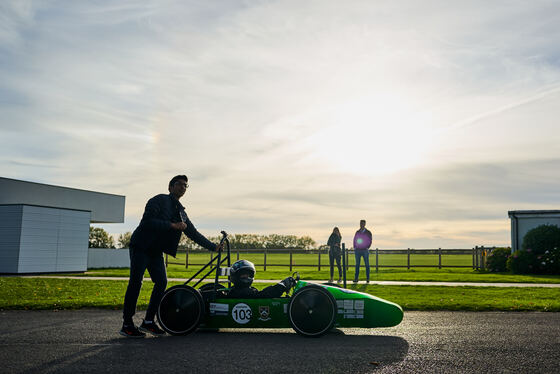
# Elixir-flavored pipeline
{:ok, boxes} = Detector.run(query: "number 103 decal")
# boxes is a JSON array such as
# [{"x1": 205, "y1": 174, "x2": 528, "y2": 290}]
[{"x1": 232, "y1": 303, "x2": 252, "y2": 324}]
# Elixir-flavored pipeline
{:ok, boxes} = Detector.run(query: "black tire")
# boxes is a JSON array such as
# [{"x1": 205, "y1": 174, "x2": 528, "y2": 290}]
[
  {"x1": 288, "y1": 284, "x2": 337, "y2": 337},
  {"x1": 157, "y1": 285, "x2": 204, "y2": 336}
]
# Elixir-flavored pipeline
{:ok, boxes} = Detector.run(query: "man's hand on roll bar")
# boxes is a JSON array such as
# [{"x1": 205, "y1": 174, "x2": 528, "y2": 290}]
[{"x1": 215, "y1": 241, "x2": 224, "y2": 252}]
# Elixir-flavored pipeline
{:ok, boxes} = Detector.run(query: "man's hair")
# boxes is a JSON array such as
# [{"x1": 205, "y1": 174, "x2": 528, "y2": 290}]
[
  {"x1": 169, "y1": 175, "x2": 188, "y2": 189},
  {"x1": 360, "y1": 219, "x2": 366, "y2": 224}
]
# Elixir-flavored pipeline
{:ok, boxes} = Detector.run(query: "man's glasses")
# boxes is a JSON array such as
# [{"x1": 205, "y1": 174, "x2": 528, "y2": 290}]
[{"x1": 175, "y1": 182, "x2": 189, "y2": 188}]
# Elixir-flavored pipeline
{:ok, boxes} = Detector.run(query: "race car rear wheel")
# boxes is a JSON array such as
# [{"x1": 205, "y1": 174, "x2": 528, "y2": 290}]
[
  {"x1": 288, "y1": 284, "x2": 337, "y2": 337},
  {"x1": 157, "y1": 285, "x2": 204, "y2": 336}
]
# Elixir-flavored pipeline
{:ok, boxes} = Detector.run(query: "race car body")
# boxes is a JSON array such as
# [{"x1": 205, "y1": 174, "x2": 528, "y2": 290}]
[
  {"x1": 157, "y1": 233, "x2": 403, "y2": 337},
  {"x1": 201, "y1": 281, "x2": 403, "y2": 330}
]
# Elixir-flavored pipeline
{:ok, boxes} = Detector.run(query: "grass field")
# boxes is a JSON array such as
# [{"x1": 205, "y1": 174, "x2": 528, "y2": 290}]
[
  {"x1": 1, "y1": 277, "x2": 559, "y2": 312},
  {"x1": 80, "y1": 251, "x2": 560, "y2": 284},
  {"x1": 5, "y1": 251, "x2": 558, "y2": 312}
]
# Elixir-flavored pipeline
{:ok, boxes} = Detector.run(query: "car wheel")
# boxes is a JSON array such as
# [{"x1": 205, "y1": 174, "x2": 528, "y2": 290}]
[
  {"x1": 157, "y1": 285, "x2": 204, "y2": 336},
  {"x1": 288, "y1": 284, "x2": 337, "y2": 337}
]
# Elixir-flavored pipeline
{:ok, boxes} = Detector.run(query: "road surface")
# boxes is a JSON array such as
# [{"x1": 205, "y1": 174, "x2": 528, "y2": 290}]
[{"x1": 0, "y1": 310, "x2": 558, "y2": 373}]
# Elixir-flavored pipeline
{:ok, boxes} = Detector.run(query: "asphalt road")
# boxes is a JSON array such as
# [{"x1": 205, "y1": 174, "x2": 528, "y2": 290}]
[{"x1": 0, "y1": 310, "x2": 558, "y2": 374}]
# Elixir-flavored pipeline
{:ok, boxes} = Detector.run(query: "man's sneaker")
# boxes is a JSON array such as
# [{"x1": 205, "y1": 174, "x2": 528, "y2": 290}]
[
  {"x1": 119, "y1": 324, "x2": 145, "y2": 338},
  {"x1": 139, "y1": 320, "x2": 166, "y2": 336},
  {"x1": 352, "y1": 279, "x2": 358, "y2": 283}
]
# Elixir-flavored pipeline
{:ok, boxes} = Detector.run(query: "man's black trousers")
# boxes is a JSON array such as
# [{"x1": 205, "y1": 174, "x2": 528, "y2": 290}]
[{"x1": 123, "y1": 247, "x2": 167, "y2": 325}]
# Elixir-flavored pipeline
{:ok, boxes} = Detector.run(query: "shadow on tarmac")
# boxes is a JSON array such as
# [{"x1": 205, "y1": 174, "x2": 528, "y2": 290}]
[{"x1": 17, "y1": 330, "x2": 409, "y2": 373}]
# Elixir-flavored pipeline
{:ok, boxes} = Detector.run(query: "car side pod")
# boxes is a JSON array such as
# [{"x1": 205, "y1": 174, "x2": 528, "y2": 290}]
[
  {"x1": 320, "y1": 283, "x2": 404, "y2": 328},
  {"x1": 157, "y1": 285, "x2": 205, "y2": 336}
]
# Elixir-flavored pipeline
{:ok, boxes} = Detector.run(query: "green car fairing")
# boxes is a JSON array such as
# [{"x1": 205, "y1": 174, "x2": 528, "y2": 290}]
[{"x1": 157, "y1": 232, "x2": 403, "y2": 337}]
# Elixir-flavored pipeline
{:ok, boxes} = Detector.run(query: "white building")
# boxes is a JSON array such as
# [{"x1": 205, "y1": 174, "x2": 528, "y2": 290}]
[
  {"x1": 508, "y1": 210, "x2": 560, "y2": 251},
  {"x1": 0, "y1": 177, "x2": 125, "y2": 273}
]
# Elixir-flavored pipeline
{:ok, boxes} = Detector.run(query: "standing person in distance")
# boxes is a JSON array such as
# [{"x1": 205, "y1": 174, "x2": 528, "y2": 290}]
[
  {"x1": 120, "y1": 175, "x2": 223, "y2": 338},
  {"x1": 327, "y1": 227, "x2": 343, "y2": 283},
  {"x1": 353, "y1": 219, "x2": 372, "y2": 283}
]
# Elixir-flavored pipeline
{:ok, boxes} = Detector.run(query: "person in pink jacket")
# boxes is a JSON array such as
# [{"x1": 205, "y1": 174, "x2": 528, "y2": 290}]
[{"x1": 353, "y1": 219, "x2": 372, "y2": 283}]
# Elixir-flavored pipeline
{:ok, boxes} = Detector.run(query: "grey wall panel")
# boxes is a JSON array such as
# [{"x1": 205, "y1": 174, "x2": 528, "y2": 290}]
[
  {"x1": 0, "y1": 205, "x2": 22, "y2": 273},
  {"x1": 0, "y1": 177, "x2": 124, "y2": 223},
  {"x1": 55, "y1": 209, "x2": 90, "y2": 272},
  {"x1": 0, "y1": 220, "x2": 23, "y2": 228},
  {"x1": 1, "y1": 204, "x2": 92, "y2": 273},
  {"x1": 13, "y1": 206, "x2": 90, "y2": 273},
  {"x1": 0, "y1": 251, "x2": 19, "y2": 262},
  {"x1": 0, "y1": 255, "x2": 19, "y2": 273},
  {"x1": 18, "y1": 264, "x2": 56, "y2": 273},
  {"x1": 88, "y1": 248, "x2": 130, "y2": 268},
  {"x1": 19, "y1": 236, "x2": 59, "y2": 246},
  {"x1": 19, "y1": 248, "x2": 57, "y2": 258},
  {"x1": 0, "y1": 230, "x2": 21, "y2": 242}
]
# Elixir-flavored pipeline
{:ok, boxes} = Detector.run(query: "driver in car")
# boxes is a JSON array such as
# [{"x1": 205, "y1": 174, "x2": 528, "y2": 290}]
[{"x1": 221, "y1": 260, "x2": 296, "y2": 298}]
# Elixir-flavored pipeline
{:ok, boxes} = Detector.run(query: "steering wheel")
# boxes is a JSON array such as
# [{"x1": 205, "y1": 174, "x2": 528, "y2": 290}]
[
  {"x1": 216, "y1": 231, "x2": 228, "y2": 252},
  {"x1": 292, "y1": 271, "x2": 300, "y2": 283},
  {"x1": 283, "y1": 272, "x2": 300, "y2": 296}
]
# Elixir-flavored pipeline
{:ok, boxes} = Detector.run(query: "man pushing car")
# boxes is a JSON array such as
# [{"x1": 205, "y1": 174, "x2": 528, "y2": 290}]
[{"x1": 120, "y1": 175, "x2": 223, "y2": 338}]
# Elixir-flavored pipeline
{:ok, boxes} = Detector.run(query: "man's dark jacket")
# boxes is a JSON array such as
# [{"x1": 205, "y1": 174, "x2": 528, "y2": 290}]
[
  {"x1": 353, "y1": 228, "x2": 372, "y2": 250},
  {"x1": 130, "y1": 194, "x2": 216, "y2": 256}
]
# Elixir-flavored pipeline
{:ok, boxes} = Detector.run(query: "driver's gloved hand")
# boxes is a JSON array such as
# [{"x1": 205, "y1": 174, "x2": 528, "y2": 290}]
[{"x1": 281, "y1": 277, "x2": 295, "y2": 289}]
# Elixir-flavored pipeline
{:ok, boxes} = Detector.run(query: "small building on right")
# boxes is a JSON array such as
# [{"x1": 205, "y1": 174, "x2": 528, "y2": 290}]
[{"x1": 508, "y1": 210, "x2": 560, "y2": 251}]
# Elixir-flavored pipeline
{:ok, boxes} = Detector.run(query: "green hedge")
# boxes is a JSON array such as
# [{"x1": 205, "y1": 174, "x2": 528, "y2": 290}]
[
  {"x1": 487, "y1": 248, "x2": 511, "y2": 272},
  {"x1": 508, "y1": 225, "x2": 560, "y2": 274}
]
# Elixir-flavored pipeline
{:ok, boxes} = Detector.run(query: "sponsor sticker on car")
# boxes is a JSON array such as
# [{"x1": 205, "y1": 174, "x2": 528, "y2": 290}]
[
  {"x1": 209, "y1": 303, "x2": 229, "y2": 316},
  {"x1": 337, "y1": 299, "x2": 365, "y2": 319},
  {"x1": 258, "y1": 306, "x2": 271, "y2": 321}
]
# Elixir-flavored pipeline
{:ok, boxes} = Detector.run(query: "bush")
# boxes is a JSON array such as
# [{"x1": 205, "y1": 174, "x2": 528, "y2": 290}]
[
  {"x1": 486, "y1": 248, "x2": 511, "y2": 272},
  {"x1": 508, "y1": 224, "x2": 560, "y2": 274},
  {"x1": 539, "y1": 247, "x2": 560, "y2": 274},
  {"x1": 507, "y1": 250, "x2": 537, "y2": 274},
  {"x1": 521, "y1": 224, "x2": 560, "y2": 256}
]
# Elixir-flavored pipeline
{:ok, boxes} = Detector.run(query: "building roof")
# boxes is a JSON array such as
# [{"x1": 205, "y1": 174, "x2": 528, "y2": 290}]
[
  {"x1": 508, "y1": 210, "x2": 560, "y2": 218},
  {"x1": 0, "y1": 177, "x2": 125, "y2": 223}
]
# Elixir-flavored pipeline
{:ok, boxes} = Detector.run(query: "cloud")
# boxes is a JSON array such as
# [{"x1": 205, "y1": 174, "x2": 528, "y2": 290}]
[
  {"x1": 0, "y1": 1, "x2": 36, "y2": 47},
  {"x1": 2, "y1": 0, "x2": 560, "y2": 248}
]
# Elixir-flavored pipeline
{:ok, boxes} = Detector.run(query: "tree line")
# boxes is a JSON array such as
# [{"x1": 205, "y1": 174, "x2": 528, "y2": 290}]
[
  {"x1": 88, "y1": 227, "x2": 131, "y2": 249},
  {"x1": 89, "y1": 227, "x2": 316, "y2": 250}
]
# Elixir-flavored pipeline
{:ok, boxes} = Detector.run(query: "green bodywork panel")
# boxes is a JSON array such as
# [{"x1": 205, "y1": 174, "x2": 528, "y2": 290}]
[{"x1": 200, "y1": 281, "x2": 403, "y2": 329}]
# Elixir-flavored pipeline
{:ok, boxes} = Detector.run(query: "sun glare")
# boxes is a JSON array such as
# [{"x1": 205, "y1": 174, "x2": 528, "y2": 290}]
[{"x1": 309, "y1": 95, "x2": 432, "y2": 176}]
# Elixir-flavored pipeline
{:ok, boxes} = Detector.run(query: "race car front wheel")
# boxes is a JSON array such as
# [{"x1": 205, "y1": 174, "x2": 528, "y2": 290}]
[
  {"x1": 157, "y1": 285, "x2": 204, "y2": 336},
  {"x1": 288, "y1": 284, "x2": 337, "y2": 337}
]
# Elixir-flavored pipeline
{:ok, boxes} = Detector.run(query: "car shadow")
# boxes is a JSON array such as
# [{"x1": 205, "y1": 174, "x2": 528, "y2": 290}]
[{"x1": 18, "y1": 330, "x2": 408, "y2": 373}]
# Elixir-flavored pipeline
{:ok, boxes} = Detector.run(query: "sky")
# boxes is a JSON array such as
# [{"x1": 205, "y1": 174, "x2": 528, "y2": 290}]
[{"x1": 1, "y1": 0, "x2": 560, "y2": 249}]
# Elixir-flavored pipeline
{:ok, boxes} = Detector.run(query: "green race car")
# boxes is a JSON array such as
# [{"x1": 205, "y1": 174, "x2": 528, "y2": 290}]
[{"x1": 157, "y1": 232, "x2": 403, "y2": 337}]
